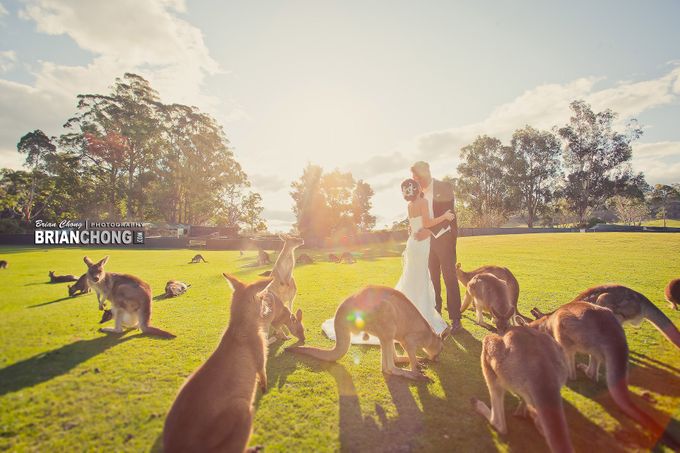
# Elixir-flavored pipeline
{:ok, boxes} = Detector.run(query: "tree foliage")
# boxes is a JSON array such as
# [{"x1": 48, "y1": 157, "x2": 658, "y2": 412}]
[
  {"x1": 557, "y1": 100, "x2": 643, "y2": 226},
  {"x1": 1, "y1": 74, "x2": 265, "y2": 231},
  {"x1": 291, "y1": 164, "x2": 376, "y2": 241}
]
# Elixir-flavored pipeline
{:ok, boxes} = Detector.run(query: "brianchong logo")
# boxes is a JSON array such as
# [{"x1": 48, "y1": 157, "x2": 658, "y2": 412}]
[{"x1": 33, "y1": 220, "x2": 145, "y2": 246}]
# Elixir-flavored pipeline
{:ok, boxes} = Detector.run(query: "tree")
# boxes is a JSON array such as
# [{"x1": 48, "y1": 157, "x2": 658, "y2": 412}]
[
  {"x1": 454, "y1": 135, "x2": 514, "y2": 225},
  {"x1": 505, "y1": 126, "x2": 562, "y2": 227},
  {"x1": 16, "y1": 130, "x2": 56, "y2": 222},
  {"x1": 352, "y1": 180, "x2": 376, "y2": 232},
  {"x1": 290, "y1": 165, "x2": 375, "y2": 241},
  {"x1": 648, "y1": 184, "x2": 680, "y2": 227},
  {"x1": 608, "y1": 195, "x2": 648, "y2": 225},
  {"x1": 239, "y1": 192, "x2": 267, "y2": 233},
  {"x1": 557, "y1": 100, "x2": 643, "y2": 226},
  {"x1": 63, "y1": 73, "x2": 163, "y2": 219},
  {"x1": 291, "y1": 164, "x2": 329, "y2": 242}
]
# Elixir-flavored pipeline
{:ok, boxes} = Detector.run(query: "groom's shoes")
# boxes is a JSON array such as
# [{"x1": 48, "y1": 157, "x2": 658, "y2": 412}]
[{"x1": 449, "y1": 318, "x2": 463, "y2": 334}]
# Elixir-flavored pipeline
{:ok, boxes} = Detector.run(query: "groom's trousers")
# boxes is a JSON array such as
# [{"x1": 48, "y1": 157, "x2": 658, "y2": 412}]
[{"x1": 429, "y1": 230, "x2": 462, "y2": 320}]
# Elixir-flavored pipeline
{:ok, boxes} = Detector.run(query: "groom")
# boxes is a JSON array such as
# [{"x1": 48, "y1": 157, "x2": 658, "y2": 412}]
[{"x1": 411, "y1": 161, "x2": 462, "y2": 333}]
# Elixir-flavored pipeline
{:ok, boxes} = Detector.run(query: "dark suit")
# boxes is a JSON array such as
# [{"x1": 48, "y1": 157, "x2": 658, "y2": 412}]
[{"x1": 426, "y1": 179, "x2": 461, "y2": 320}]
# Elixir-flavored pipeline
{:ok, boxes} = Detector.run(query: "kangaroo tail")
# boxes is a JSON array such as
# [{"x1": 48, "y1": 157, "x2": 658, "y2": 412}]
[
  {"x1": 606, "y1": 345, "x2": 679, "y2": 449},
  {"x1": 287, "y1": 298, "x2": 353, "y2": 362},
  {"x1": 139, "y1": 303, "x2": 176, "y2": 339},
  {"x1": 534, "y1": 398, "x2": 574, "y2": 453},
  {"x1": 641, "y1": 297, "x2": 680, "y2": 349},
  {"x1": 142, "y1": 325, "x2": 176, "y2": 339}
]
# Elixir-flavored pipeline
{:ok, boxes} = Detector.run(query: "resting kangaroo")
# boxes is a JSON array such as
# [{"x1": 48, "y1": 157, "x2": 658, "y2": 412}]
[
  {"x1": 573, "y1": 284, "x2": 680, "y2": 349},
  {"x1": 287, "y1": 286, "x2": 449, "y2": 381},
  {"x1": 163, "y1": 274, "x2": 275, "y2": 453},
  {"x1": 189, "y1": 254, "x2": 207, "y2": 264},
  {"x1": 471, "y1": 326, "x2": 573, "y2": 453},
  {"x1": 665, "y1": 278, "x2": 679, "y2": 311},
  {"x1": 528, "y1": 301, "x2": 679, "y2": 449},
  {"x1": 462, "y1": 273, "x2": 515, "y2": 333},
  {"x1": 48, "y1": 271, "x2": 78, "y2": 283},
  {"x1": 164, "y1": 280, "x2": 190, "y2": 298},
  {"x1": 83, "y1": 256, "x2": 175, "y2": 338},
  {"x1": 68, "y1": 273, "x2": 91, "y2": 297},
  {"x1": 456, "y1": 263, "x2": 531, "y2": 323}
]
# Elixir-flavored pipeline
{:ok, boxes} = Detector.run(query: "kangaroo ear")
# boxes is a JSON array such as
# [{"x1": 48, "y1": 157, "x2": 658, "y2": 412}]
[
  {"x1": 222, "y1": 273, "x2": 245, "y2": 292},
  {"x1": 514, "y1": 315, "x2": 527, "y2": 327},
  {"x1": 456, "y1": 262, "x2": 461, "y2": 269},
  {"x1": 296, "y1": 308, "x2": 303, "y2": 322},
  {"x1": 83, "y1": 256, "x2": 94, "y2": 267},
  {"x1": 98, "y1": 256, "x2": 109, "y2": 267}
]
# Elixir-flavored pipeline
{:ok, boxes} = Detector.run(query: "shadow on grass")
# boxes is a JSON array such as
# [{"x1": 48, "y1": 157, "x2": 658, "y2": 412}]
[
  {"x1": 0, "y1": 333, "x2": 139, "y2": 397},
  {"x1": 566, "y1": 356, "x2": 680, "y2": 450}
]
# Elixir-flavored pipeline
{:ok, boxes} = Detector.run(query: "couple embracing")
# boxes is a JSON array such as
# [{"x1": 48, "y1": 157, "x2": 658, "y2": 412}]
[
  {"x1": 396, "y1": 161, "x2": 462, "y2": 335},
  {"x1": 324, "y1": 160, "x2": 462, "y2": 343}
]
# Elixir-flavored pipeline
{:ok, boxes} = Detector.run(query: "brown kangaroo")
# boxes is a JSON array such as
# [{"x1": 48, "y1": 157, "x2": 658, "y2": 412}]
[
  {"x1": 573, "y1": 284, "x2": 680, "y2": 349},
  {"x1": 164, "y1": 280, "x2": 190, "y2": 298},
  {"x1": 462, "y1": 273, "x2": 515, "y2": 334},
  {"x1": 0, "y1": 260, "x2": 7, "y2": 269},
  {"x1": 68, "y1": 273, "x2": 91, "y2": 297},
  {"x1": 287, "y1": 286, "x2": 449, "y2": 381},
  {"x1": 188, "y1": 254, "x2": 208, "y2": 264},
  {"x1": 83, "y1": 256, "x2": 174, "y2": 339},
  {"x1": 49, "y1": 271, "x2": 78, "y2": 283},
  {"x1": 665, "y1": 278, "x2": 679, "y2": 311},
  {"x1": 528, "y1": 301, "x2": 679, "y2": 449},
  {"x1": 328, "y1": 253, "x2": 340, "y2": 263},
  {"x1": 456, "y1": 263, "x2": 531, "y2": 323},
  {"x1": 471, "y1": 326, "x2": 573, "y2": 453},
  {"x1": 163, "y1": 274, "x2": 275, "y2": 453}
]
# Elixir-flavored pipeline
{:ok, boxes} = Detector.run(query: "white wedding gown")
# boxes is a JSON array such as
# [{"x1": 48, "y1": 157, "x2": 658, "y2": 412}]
[{"x1": 321, "y1": 216, "x2": 448, "y2": 345}]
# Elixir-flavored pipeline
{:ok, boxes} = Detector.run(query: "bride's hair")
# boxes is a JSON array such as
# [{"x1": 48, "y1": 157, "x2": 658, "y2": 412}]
[{"x1": 401, "y1": 178, "x2": 421, "y2": 202}]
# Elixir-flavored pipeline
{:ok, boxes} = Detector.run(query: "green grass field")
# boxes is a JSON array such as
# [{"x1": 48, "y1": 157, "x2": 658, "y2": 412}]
[
  {"x1": 641, "y1": 219, "x2": 680, "y2": 228},
  {"x1": 1, "y1": 233, "x2": 679, "y2": 452}
]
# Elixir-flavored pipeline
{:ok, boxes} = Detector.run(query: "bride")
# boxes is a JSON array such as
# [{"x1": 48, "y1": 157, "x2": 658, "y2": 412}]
[
  {"x1": 395, "y1": 178, "x2": 453, "y2": 335},
  {"x1": 321, "y1": 178, "x2": 453, "y2": 344}
]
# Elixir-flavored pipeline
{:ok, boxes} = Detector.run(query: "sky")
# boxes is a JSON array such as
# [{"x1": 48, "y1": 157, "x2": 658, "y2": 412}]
[{"x1": 1, "y1": 1, "x2": 679, "y2": 231}]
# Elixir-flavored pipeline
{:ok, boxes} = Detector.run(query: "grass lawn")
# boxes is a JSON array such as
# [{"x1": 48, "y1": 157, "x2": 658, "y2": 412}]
[
  {"x1": 0, "y1": 233, "x2": 679, "y2": 452},
  {"x1": 641, "y1": 219, "x2": 680, "y2": 228}
]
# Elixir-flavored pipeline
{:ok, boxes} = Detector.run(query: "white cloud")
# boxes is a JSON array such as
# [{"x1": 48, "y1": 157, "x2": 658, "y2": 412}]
[
  {"x1": 0, "y1": 3, "x2": 8, "y2": 18},
  {"x1": 633, "y1": 141, "x2": 680, "y2": 160},
  {"x1": 0, "y1": 50, "x2": 15, "y2": 72},
  {"x1": 0, "y1": 0, "x2": 226, "y2": 170}
]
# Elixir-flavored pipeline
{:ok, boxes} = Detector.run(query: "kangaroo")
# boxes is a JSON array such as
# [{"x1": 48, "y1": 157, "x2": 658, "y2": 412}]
[
  {"x1": 266, "y1": 235, "x2": 304, "y2": 311},
  {"x1": 328, "y1": 253, "x2": 340, "y2": 263},
  {"x1": 163, "y1": 274, "x2": 275, "y2": 453},
  {"x1": 263, "y1": 235, "x2": 304, "y2": 341},
  {"x1": 0, "y1": 260, "x2": 7, "y2": 269},
  {"x1": 340, "y1": 252, "x2": 355, "y2": 264},
  {"x1": 257, "y1": 249, "x2": 271, "y2": 266},
  {"x1": 456, "y1": 263, "x2": 531, "y2": 323},
  {"x1": 165, "y1": 280, "x2": 190, "y2": 298},
  {"x1": 287, "y1": 286, "x2": 449, "y2": 381},
  {"x1": 665, "y1": 278, "x2": 679, "y2": 311},
  {"x1": 462, "y1": 273, "x2": 515, "y2": 334},
  {"x1": 297, "y1": 253, "x2": 314, "y2": 265},
  {"x1": 48, "y1": 271, "x2": 78, "y2": 283},
  {"x1": 573, "y1": 284, "x2": 680, "y2": 349},
  {"x1": 83, "y1": 256, "x2": 175, "y2": 338},
  {"x1": 471, "y1": 326, "x2": 573, "y2": 453},
  {"x1": 68, "y1": 273, "x2": 91, "y2": 297},
  {"x1": 528, "y1": 301, "x2": 679, "y2": 449},
  {"x1": 188, "y1": 254, "x2": 207, "y2": 264},
  {"x1": 265, "y1": 277, "x2": 305, "y2": 346}
]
